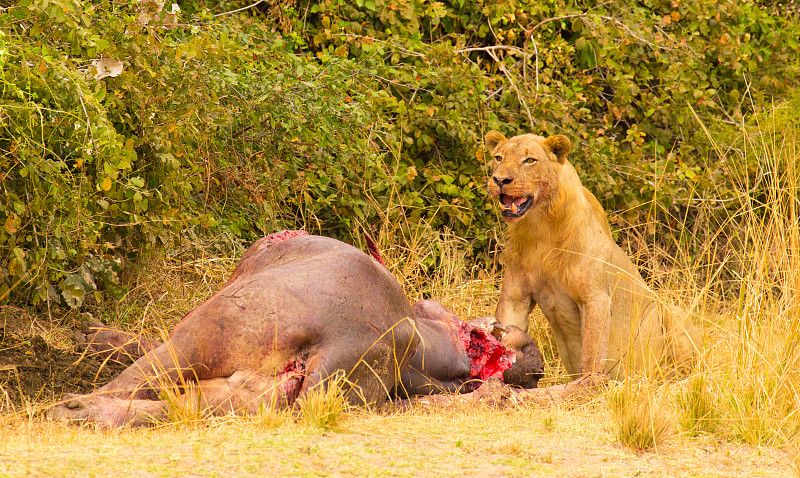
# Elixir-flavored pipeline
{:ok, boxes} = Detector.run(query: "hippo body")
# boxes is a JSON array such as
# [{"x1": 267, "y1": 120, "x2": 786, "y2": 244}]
[{"x1": 53, "y1": 231, "x2": 543, "y2": 427}]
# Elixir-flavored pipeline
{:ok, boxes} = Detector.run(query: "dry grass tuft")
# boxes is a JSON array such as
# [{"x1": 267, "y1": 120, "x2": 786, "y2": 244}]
[
  {"x1": 601, "y1": 109, "x2": 800, "y2": 453},
  {"x1": 676, "y1": 374, "x2": 717, "y2": 435},
  {"x1": 297, "y1": 372, "x2": 349, "y2": 429},
  {"x1": 254, "y1": 397, "x2": 290, "y2": 430},
  {"x1": 608, "y1": 379, "x2": 674, "y2": 452},
  {"x1": 160, "y1": 383, "x2": 210, "y2": 426},
  {"x1": 93, "y1": 231, "x2": 245, "y2": 336},
  {"x1": 697, "y1": 115, "x2": 800, "y2": 448}
]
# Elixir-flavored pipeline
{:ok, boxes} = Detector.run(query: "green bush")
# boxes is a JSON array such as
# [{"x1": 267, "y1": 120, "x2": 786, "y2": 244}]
[
  {"x1": 0, "y1": 0, "x2": 382, "y2": 308},
  {"x1": 0, "y1": 0, "x2": 798, "y2": 311},
  {"x1": 283, "y1": 0, "x2": 799, "y2": 236}
]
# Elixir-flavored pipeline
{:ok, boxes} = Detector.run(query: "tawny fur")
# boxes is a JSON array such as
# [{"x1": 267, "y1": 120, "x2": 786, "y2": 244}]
[{"x1": 485, "y1": 131, "x2": 699, "y2": 381}]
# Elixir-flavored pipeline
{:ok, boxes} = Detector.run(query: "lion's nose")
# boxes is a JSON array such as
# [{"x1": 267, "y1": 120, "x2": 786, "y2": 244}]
[{"x1": 493, "y1": 175, "x2": 513, "y2": 187}]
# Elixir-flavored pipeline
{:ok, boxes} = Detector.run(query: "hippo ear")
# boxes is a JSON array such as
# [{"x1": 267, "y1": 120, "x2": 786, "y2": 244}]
[
  {"x1": 484, "y1": 130, "x2": 506, "y2": 153},
  {"x1": 543, "y1": 135, "x2": 571, "y2": 163}
]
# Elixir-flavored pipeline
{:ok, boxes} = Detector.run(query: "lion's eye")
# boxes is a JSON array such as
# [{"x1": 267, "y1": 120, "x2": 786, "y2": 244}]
[
  {"x1": 494, "y1": 155, "x2": 503, "y2": 162},
  {"x1": 523, "y1": 157, "x2": 537, "y2": 164}
]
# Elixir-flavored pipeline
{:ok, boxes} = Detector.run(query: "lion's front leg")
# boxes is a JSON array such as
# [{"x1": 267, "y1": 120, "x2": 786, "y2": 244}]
[
  {"x1": 578, "y1": 294, "x2": 612, "y2": 376},
  {"x1": 495, "y1": 272, "x2": 536, "y2": 333}
]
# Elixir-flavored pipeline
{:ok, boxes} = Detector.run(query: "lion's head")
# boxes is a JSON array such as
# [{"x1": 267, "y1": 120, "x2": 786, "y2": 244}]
[{"x1": 485, "y1": 131, "x2": 572, "y2": 223}]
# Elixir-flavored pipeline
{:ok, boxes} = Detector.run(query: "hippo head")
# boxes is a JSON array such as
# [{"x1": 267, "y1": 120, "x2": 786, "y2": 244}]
[{"x1": 493, "y1": 324, "x2": 545, "y2": 389}]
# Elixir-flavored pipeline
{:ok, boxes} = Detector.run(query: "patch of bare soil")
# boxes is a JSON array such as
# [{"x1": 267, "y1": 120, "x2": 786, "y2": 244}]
[{"x1": 0, "y1": 329, "x2": 127, "y2": 410}]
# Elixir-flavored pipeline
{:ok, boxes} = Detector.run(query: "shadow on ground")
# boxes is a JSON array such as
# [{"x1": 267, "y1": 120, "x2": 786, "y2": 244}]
[{"x1": 0, "y1": 329, "x2": 127, "y2": 410}]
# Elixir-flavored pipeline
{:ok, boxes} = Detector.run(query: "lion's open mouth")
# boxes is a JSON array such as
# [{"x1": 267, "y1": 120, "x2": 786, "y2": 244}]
[{"x1": 499, "y1": 194, "x2": 533, "y2": 218}]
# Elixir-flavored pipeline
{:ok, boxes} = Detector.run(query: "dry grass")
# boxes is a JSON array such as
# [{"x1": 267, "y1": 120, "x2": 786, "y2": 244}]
[
  {"x1": 618, "y1": 115, "x2": 800, "y2": 456},
  {"x1": 676, "y1": 375, "x2": 717, "y2": 436},
  {"x1": 682, "y1": 115, "x2": 800, "y2": 449},
  {"x1": 0, "y1": 403, "x2": 792, "y2": 477},
  {"x1": 296, "y1": 372, "x2": 350, "y2": 430},
  {"x1": 608, "y1": 379, "x2": 674, "y2": 452}
]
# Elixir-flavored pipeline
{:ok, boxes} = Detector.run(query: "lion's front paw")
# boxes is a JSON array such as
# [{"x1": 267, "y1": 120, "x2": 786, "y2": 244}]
[{"x1": 572, "y1": 373, "x2": 610, "y2": 391}]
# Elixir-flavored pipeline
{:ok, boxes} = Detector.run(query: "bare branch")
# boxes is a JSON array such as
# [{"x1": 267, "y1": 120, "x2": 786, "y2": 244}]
[
  {"x1": 455, "y1": 45, "x2": 525, "y2": 55},
  {"x1": 527, "y1": 14, "x2": 588, "y2": 36},
  {"x1": 483, "y1": 48, "x2": 535, "y2": 130},
  {"x1": 327, "y1": 33, "x2": 426, "y2": 58},
  {"x1": 527, "y1": 12, "x2": 676, "y2": 52},
  {"x1": 598, "y1": 15, "x2": 672, "y2": 51},
  {"x1": 214, "y1": 0, "x2": 264, "y2": 18},
  {"x1": 530, "y1": 36, "x2": 539, "y2": 92}
]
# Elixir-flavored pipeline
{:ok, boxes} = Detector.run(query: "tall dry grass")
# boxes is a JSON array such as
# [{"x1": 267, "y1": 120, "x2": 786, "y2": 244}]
[
  {"x1": 605, "y1": 109, "x2": 800, "y2": 451},
  {"x1": 693, "y1": 113, "x2": 800, "y2": 447}
]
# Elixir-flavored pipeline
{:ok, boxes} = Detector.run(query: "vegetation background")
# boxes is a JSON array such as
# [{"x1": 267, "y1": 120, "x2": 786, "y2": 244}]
[
  {"x1": 1, "y1": 0, "x2": 800, "y2": 474},
  {"x1": 2, "y1": 0, "x2": 798, "y2": 309}
]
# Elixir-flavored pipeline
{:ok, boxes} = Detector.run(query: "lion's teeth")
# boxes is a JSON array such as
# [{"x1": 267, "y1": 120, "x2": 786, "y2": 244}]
[{"x1": 511, "y1": 203, "x2": 518, "y2": 214}]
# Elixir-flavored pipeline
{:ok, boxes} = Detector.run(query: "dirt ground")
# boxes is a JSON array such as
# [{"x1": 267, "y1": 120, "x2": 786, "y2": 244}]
[
  {"x1": 0, "y1": 307, "x2": 128, "y2": 410},
  {"x1": 0, "y1": 333, "x2": 128, "y2": 409}
]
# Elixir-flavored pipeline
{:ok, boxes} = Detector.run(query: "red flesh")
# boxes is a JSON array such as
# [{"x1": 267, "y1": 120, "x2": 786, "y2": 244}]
[
  {"x1": 457, "y1": 322, "x2": 515, "y2": 385},
  {"x1": 278, "y1": 359, "x2": 306, "y2": 406},
  {"x1": 266, "y1": 229, "x2": 308, "y2": 244},
  {"x1": 363, "y1": 232, "x2": 385, "y2": 266}
]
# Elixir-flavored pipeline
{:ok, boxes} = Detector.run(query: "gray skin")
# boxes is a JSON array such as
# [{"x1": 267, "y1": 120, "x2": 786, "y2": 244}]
[
  {"x1": 53, "y1": 232, "x2": 545, "y2": 428},
  {"x1": 52, "y1": 231, "x2": 420, "y2": 428}
]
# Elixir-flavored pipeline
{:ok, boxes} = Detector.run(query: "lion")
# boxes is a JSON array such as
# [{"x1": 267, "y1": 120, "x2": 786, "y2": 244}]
[{"x1": 484, "y1": 130, "x2": 699, "y2": 391}]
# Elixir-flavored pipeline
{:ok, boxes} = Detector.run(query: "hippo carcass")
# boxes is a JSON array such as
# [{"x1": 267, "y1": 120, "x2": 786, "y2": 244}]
[{"x1": 52, "y1": 231, "x2": 543, "y2": 427}]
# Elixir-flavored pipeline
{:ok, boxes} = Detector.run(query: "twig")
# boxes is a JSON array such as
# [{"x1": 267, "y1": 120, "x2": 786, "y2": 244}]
[
  {"x1": 483, "y1": 48, "x2": 535, "y2": 130},
  {"x1": 530, "y1": 36, "x2": 539, "y2": 92},
  {"x1": 367, "y1": 73, "x2": 434, "y2": 96},
  {"x1": 456, "y1": 39, "x2": 540, "y2": 103},
  {"x1": 527, "y1": 12, "x2": 674, "y2": 52},
  {"x1": 214, "y1": 0, "x2": 264, "y2": 17},
  {"x1": 527, "y1": 13, "x2": 588, "y2": 36},
  {"x1": 455, "y1": 45, "x2": 525, "y2": 54},
  {"x1": 328, "y1": 33, "x2": 426, "y2": 58},
  {"x1": 484, "y1": 87, "x2": 503, "y2": 101},
  {"x1": 76, "y1": 85, "x2": 96, "y2": 234},
  {"x1": 598, "y1": 15, "x2": 671, "y2": 51}
]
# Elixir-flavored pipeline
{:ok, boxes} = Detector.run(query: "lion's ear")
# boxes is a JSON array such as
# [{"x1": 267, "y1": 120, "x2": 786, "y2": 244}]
[
  {"x1": 485, "y1": 130, "x2": 506, "y2": 152},
  {"x1": 543, "y1": 135, "x2": 571, "y2": 163}
]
